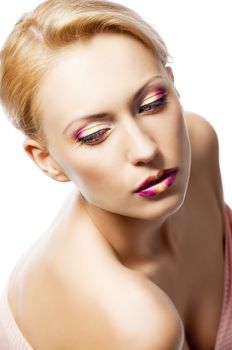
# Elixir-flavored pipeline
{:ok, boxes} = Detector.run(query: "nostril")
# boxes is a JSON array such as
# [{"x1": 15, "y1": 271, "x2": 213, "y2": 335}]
[
  {"x1": 123, "y1": 119, "x2": 158, "y2": 164},
  {"x1": 128, "y1": 141, "x2": 158, "y2": 165}
]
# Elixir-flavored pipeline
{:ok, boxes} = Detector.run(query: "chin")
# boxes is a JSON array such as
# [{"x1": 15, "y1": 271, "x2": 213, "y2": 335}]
[
  {"x1": 92, "y1": 196, "x2": 184, "y2": 223},
  {"x1": 131, "y1": 185, "x2": 188, "y2": 221}
]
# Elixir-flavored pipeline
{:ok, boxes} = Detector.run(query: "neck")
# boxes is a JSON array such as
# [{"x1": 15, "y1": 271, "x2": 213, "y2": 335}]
[{"x1": 80, "y1": 195, "x2": 180, "y2": 268}]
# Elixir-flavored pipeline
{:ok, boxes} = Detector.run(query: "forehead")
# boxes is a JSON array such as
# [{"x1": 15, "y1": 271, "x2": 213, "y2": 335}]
[{"x1": 36, "y1": 33, "x2": 165, "y2": 129}]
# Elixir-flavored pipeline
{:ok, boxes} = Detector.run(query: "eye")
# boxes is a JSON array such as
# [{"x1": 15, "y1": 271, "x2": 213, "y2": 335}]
[
  {"x1": 74, "y1": 127, "x2": 111, "y2": 145},
  {"x1": 138, "y1": 94, "x2": 168, "y2": 114}
]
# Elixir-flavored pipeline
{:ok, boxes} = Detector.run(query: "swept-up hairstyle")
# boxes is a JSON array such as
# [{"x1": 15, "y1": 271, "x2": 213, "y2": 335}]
[{"x1": 0, "y1": 0, "x2": 171, "y2": 143}]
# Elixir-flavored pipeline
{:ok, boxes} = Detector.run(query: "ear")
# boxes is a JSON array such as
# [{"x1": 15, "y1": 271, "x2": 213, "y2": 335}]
[
  {"x1": 165, "y1": 66, "x2": 180, "y2": 98},
  {"x1": 23, "y1": 138, "x2": 70, "y2": 182},
  {"x1": 165, "y1": 66, "x2": 174, "y2": 82}
]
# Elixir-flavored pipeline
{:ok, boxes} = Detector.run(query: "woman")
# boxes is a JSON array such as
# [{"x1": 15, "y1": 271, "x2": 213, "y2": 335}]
[{"x1": 0, "y1": 0, "x2": 231, "y2": 349}]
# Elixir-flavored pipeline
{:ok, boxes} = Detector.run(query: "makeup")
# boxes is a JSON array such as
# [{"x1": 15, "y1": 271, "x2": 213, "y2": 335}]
[
  {"x1": 138, "y1": 86, "x2": 168, "y2": 114},
  {"x1": 141, "y1": 86, "x2": 167, "y2": 102},
  {"x1": 134, "y1": 168, "x2": 178, "y2": 198},
  {"x1": 63, "y1": 78, "x2": 168, "y2": 136},
  {"x1": 68, "y1": 81, "x2": 168, "y2": 146},
  {"x1": 72, "y1": 123, "x2": 112, "y2": 145}
]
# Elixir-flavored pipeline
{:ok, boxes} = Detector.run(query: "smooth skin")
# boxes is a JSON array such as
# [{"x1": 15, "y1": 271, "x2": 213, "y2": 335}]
[{"x1": 8, "y1": 33, "x2": 225, "y2": 350}]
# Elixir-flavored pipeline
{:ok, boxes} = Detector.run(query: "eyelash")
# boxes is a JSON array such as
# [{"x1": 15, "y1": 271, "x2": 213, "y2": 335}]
[
  {"x1": 76, "y1": 95, "x2": 168, "y2": 146},
  {"x1": 138, "y1": 95, "x2": 167, "y2": 113},
  {"x1": 77, "y1": 128, "x2": 111, "y2": 145}
]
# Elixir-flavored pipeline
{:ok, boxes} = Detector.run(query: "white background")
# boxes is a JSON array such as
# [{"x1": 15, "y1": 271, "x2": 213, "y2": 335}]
[{"x1": 0, "y1": 0, "x2": 231, "y2": 291}]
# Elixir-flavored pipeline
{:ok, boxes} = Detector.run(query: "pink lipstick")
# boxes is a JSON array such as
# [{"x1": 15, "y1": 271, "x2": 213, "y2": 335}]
[{"x1": 134, "y1": 168, "x2": 178, "y2": 198}]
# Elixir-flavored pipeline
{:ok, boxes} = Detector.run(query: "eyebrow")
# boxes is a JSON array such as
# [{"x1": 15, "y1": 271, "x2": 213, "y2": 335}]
[{"x1": 63, "y1": 74, "x2": 163, "y2": 134}]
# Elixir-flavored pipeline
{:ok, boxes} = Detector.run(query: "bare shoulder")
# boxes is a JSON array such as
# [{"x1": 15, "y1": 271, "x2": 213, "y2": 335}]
[
  {"x1": 184, "y1": 111, "x2": 223, "y2": 190},
  {"x1": 184, "y1": 111, "x2": 225, "y2": 228},
  {"x1": 42, "y1": 267, "x2": 184, "y2": 349},
  {"x1": 184, "y1": 111, "x2": 219, "y2": 167},
  {"x1": 61, "y1": 268, "x2": 184, "y2": 350},
  {"x1": 10, "y1": 247, "x2": 184, "y2": 350},
  {"x1": 7, "y1": 193, "x2": 184, "y2": 349},
  {"x1": 184, "y1": 111, "x2": 218, "y2": 138}
]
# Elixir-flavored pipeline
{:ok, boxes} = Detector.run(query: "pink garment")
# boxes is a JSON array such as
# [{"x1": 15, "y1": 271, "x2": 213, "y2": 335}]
[
  {"x1": 0, "y1": 204, "x2": 232, "y2": 350},
  {"x1": 215, "y1": 203, "x2": 232, "y2": 349}
]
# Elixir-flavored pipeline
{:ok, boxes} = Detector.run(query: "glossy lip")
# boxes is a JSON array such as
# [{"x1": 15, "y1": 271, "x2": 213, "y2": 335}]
[{"x1": 133, "y1": 167, "x2": 179, "y2": 194}]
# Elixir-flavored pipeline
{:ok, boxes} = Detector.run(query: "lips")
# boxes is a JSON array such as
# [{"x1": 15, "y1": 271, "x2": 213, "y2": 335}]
[{"x1": 134, "y1": 168, "x2": 178, "y2": 193}]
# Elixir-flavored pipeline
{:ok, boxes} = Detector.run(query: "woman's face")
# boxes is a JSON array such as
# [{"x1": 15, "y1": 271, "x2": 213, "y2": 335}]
[{"x1": 34, "y1": 32, "x2": 191, "y2": 220}]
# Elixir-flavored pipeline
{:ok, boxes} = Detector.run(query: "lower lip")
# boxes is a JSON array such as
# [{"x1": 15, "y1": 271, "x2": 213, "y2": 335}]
[{"x1": 135, "y1": 170, "x2": 178, "y2": 198}]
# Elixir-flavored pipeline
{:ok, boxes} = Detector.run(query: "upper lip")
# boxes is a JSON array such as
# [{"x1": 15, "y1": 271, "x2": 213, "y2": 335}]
[{"x1": 133, "y1": 167, "x2": 178, "y2": 193}]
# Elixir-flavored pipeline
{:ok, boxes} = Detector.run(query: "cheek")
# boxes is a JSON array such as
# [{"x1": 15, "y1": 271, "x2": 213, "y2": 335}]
[
  {"x1": 174, "y1": 113, "x2": 191, "y2": 164},
  {"x1": 166, "y1": 101, "x2": 187, "y2": 140},
  {"x1": 66, "y1": 153, "x2": 122, "y2": 205},
  {"x1": 155, "y1": 105, "x2": 185, "y2": 145},
  {"x1": 175, "y1": 113, "x2": 188, "y2": 140},
  {"x1": 173, "y1": 112, "x2": 191, "y2": 157},
  {"x1": 59, "y1": 149, "x2": 111, "y2": 188},
  {"x1": 155, "y1": 104, "x2": 190, "y2": 162}
]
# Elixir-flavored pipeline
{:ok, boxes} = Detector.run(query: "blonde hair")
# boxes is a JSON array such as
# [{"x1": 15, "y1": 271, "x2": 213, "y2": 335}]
[{"x1": 0, "y1": 0, "x2": 171, "y2": 143}]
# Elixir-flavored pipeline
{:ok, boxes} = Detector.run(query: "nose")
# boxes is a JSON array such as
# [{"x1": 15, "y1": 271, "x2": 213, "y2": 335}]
[{"x1": 125, "y1": 121, "x2": 159, "y2": 165}]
